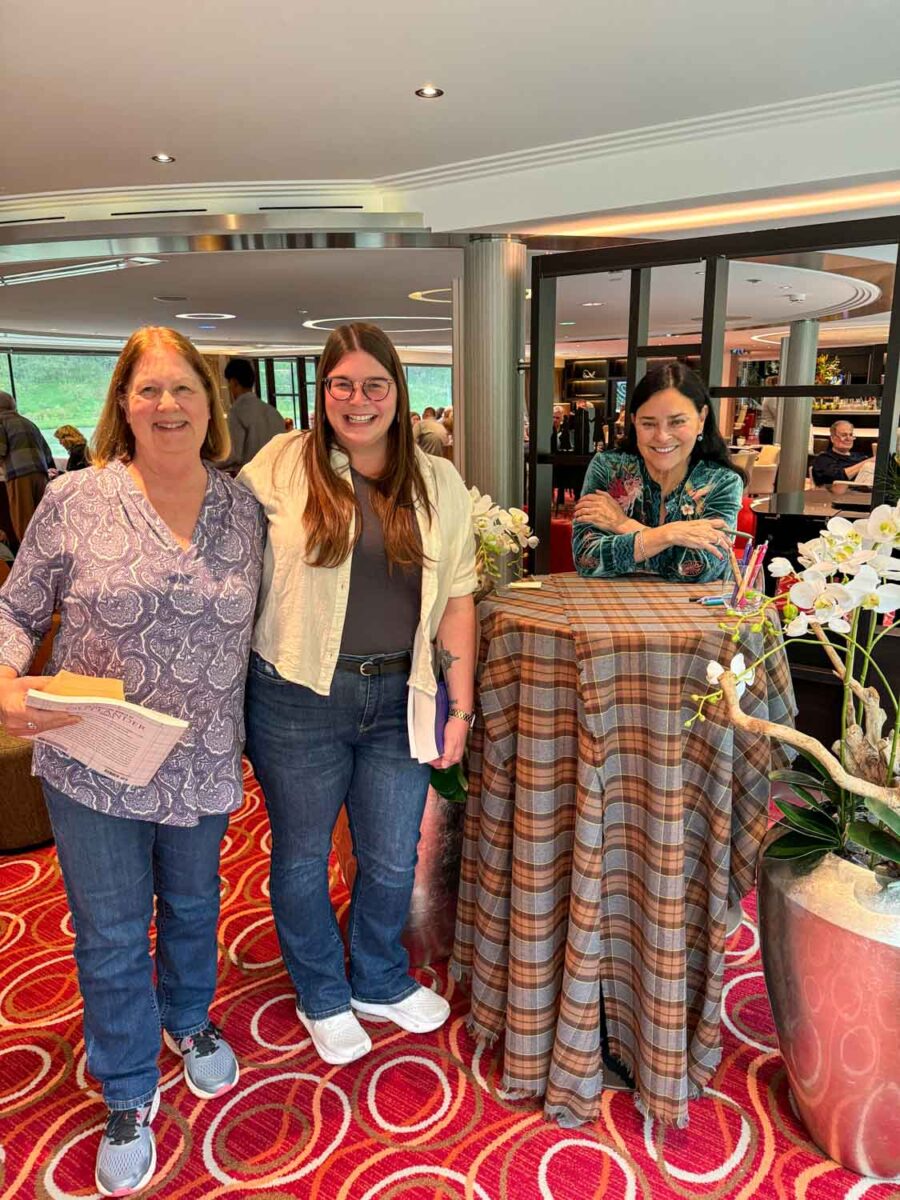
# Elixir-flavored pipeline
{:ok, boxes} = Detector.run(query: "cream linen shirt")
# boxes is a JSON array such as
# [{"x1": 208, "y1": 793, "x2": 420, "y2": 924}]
[{"x1": 238, "y1": 433, "x2": 476, "y2": 703}]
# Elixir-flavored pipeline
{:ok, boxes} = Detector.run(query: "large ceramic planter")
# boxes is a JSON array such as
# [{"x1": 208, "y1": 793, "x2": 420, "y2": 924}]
[
  {"x1": 332, "y1": 786, "x2": 465, "y2": 968},
  {"x1": 758, "y1": 847, "x2": 900, "y2": 1178}
]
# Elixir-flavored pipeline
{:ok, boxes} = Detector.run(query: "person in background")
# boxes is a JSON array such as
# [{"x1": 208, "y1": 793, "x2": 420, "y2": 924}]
[
  {"x1": 0, "y1": 390, "x2": 54, "y2": 548},
  {"x1": 421, "y1": 406, "x2": 437, "y2": 421},
  {"x1": 0, "y1": 328, "x2": 264, "y2": 1197},
  {"x1": 55, "y1": 424, "x2": 91, "y2": 470},
  {"x1": 758, "y1": 375, "x2": 780, "y2": 445},
  {"x1": 410, "y1": 411, "x2": 421, "y2": 426},
  {"x1": 221, "y1": 357, "x2": 285, "y2": 471},
  {"x1": 415, "y1": 419, "x2": 450, "y2": 457},
  {"x1": 811, "y1": 420, "x2": 874, "y2": 486},
  {"x1": 240, "y1": 322, "x2": 476, "y2": 1069},
  {"x1": 573, "y1": 362, "x2": 744, "y2": 582}
]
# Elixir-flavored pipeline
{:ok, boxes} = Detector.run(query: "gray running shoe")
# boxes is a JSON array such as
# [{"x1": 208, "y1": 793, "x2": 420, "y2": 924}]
[
  {"x1": 164, "y1": 1023, "x2": 239, "y2": 1098},
  {"x1": 95, "y1": 1089, "x2": 159, "y2": 1197}
]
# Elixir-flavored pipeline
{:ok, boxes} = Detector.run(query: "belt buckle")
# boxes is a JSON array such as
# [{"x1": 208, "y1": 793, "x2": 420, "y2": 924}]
[{"x1": 359, "y1": 659, "x2": 378, "y2": 676}]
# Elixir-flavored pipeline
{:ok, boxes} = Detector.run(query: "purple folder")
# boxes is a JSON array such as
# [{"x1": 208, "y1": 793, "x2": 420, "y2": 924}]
[{"x1": 434, "y1": 679, "x2": 450, "y2": 756}]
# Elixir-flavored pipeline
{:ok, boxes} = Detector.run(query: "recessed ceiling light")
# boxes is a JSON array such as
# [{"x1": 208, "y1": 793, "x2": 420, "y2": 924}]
[
  {"x1": 154, "y1": 295, "x2": 188, "y2": 303},
  {"x1": 559, "y1": 321, "x2": 576, "y2": 326},
  {"x1": 297, "y1": 309, "x2": 309, "y2": 315},
  {"x1": 582, "y1": 301, "x2": 604, "y2": 307},
  {"x1": 197, "y1": 324, "x2": 216, "y2": 331},
  {"x1": 175, "y1": 312, "x2": 236, "y2": 320},
  {"x1": 151, "y1": 153, "x2": 176, "y2": 164},
  {"x1": 745, "y1": 278, "x2": 762, "y2": 284},
  {"x1": 415, "y1": 84, "x2": 444, "y2": 99}
]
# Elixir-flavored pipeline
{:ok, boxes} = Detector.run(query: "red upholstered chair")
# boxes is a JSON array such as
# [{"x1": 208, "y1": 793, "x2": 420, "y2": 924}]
[
  {"x1": 549, "y1": 518, "x2": 575, "y2": 573},
  {"x1": 736, "y1": 494, "x2": 757, "y2": 541}
]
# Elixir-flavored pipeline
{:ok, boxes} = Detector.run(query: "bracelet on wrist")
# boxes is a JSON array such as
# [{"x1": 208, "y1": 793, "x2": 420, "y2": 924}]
[
  {"x1": 448, "y1": 708, "x2": 476, "y2": 728},
  {"x1": 635, "y1": 529, "x2": 646, "y2": 562}
]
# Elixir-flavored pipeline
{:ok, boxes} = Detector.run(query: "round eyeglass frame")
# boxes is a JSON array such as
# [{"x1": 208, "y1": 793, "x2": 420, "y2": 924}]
[{"x1": 324, "y1": 376, "x2": 394, "y2": 402}]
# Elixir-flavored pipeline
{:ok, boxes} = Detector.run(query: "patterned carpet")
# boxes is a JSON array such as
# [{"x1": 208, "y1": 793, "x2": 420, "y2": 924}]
[{"x1": 1, "y1": 773, "x2": 896, "y2": 1200}]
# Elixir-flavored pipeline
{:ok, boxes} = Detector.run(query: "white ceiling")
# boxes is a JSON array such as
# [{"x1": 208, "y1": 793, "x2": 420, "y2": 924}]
[
  {"x1": 2, "y1": 0, "x2": 899, "y2": 353},
  {"x1": 4, "y1": 0, "x2": 900, "y2": 194}
]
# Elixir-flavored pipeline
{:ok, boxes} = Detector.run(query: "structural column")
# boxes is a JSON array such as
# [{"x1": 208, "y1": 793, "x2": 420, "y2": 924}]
[
  {"x1": 462, "y1": 236, "x2": 527, "y2": 510},
  {"x1": 778, "y1": 319, "x2": 819, "y2": 493}
]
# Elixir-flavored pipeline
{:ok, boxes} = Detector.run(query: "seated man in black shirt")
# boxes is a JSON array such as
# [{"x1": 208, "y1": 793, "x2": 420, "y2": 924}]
[{"x1": 811, "y1": 420, "x2": 874, "y2": 486}]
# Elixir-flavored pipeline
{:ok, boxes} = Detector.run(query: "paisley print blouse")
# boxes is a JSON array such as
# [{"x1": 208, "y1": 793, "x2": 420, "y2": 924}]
[{"x1": 0, "y1": 461, "x2": 265, "y2": 825}]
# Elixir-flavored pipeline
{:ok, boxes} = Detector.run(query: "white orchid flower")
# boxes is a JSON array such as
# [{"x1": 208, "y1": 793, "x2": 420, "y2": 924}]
[
  {"x1": 844, "y1": 564, "x2": 900, "y2": 614},
  {"x1": 861, "y1": 504, "x2": 900, "y2": 550},
  {"x1": 871, "y1": 552, "x2": 900, "y2": 580},
  {"x1": 789, "y1": 572, "x2": 856, "y2": 619},
  {"x1": 768, "y1": 557, "x2": 795, "y2": 578},
  {"x1": 706, "y1": 652, "x2": 756, "y2": 698},
  {"x1": 796, "y1": 537, "x2": 829, "y2": 568},
  {"x1": 785, "y1": 613, "x2": 810, "y2": 637}
]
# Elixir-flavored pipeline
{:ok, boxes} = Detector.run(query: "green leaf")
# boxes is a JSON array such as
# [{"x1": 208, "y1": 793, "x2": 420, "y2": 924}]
[
  {"x1": 430, "y1": 764, "x2": 468, "y2": 803},
  {"x1": 764, "y1": 830, "x2": 835, "y2": 860},
  {"x1": 772, "y1": 801, "x2": 840, "y2": 842},
  {"x1": 769, "y1": 769, "x2": 838, "y2": 799},
  {"x1": 862, "y1": 796, "x2": 900, "y2": 840},
  {"x1": 847, "y1": 821, "x2": 900, "y2": 865}
]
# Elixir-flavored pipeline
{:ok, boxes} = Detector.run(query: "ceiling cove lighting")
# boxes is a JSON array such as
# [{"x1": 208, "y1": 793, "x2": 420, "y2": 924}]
[
  {"x1": 414, "y1": 84, "x2": 444, "y2": 99},
  {"x1": 409, "y1": 288, "x2": 452, "y2": 304},
  {"x1": 541, "y1": 179, "x2": 900, "y2": 238},
  {"x1": 151, "y1": 153, "x2": 176, "y2": 164},
  {"x1": 303, "y1": 315, "x2": 451, "y2": 335},
  {"x1": 175, "y1": 312, "x2": 236, "y2": 320},
  {"x1": 0, "y1": 257, "x2": 161, "y2": 287}
]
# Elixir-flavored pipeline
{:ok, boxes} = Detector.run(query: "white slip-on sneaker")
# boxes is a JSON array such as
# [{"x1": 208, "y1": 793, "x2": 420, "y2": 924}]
[
  {"x1": 351, "y1": 985, "x2": 450, "y2": 1034},
  {"x1": 295, "y1": 1006, "x2": 372, "y2": 1065}
]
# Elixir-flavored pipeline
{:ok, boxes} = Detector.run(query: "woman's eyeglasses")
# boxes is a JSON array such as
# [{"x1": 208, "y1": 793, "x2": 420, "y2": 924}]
[{"x1": 324, "y1": 376, "x2": 393, "y2": 402}]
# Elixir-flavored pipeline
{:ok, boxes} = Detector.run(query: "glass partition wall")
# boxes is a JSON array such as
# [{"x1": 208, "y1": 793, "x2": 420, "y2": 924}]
[{"x1": 527, "y1": 216, "x2": 900, "y2": 573}]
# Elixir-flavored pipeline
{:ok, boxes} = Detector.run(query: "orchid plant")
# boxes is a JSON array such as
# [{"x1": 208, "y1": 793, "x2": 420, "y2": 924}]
[
  {"x1": 691, "y1": 500, "x2": 900, "y2": 879},
  {"x1": 470, "y1": 487, "x2": 538, "y2": 593},
  {"x1": 430, "y1": 489, "x2": 539, "y2": 804}
]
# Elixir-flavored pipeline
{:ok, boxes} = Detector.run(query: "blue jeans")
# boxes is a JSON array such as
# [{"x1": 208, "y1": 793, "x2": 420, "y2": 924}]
[
  {"x1": 245, "y1": 653, "x2": 431, "y2": 1019},
  {"x1": 42, "y1": 784, "x2": 228, "y2": 1109}
]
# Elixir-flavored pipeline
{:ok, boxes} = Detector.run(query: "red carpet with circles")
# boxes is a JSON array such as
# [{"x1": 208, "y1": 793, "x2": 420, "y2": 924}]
[{"x1": 1, "y1": 771, "x2": 896, "y2": 1200}]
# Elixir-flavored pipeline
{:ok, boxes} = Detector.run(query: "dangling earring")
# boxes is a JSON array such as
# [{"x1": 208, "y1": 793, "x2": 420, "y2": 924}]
[{"x1": 697, "y1": 432, "x2": 703, "y2": 442}]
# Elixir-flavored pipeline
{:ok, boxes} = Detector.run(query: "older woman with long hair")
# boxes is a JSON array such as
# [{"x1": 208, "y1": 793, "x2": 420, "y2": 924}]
[
  {"x1": 0, "y1": 327, "x2": 264, "y2": 1196},
  {"x1": 573, "y1": 362, "x2": 744, "y2": 581},
  {"x1": 240, "y1": 322, "x2": 476, "y2": 1068}
]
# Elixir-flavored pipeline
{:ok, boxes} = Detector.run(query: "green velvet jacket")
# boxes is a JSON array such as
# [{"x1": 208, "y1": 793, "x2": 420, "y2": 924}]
[{"x1": 572, "y1": 451, "x2": 743, "y2": 583}]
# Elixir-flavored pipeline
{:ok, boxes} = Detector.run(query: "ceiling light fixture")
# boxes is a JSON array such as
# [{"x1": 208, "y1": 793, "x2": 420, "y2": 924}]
[
  {"x1": 559, "y1": 321, "x2": 576, "y2": 326},
  {"x1": 151, "y1": 153, "x2": 176, "y2": 164},
  {"x1": 154, "y1": 295, "x2": 188, "y2": 303},
  {"x1": 582, "y1": 301, "x2": 604, "y2": 307},
  {"x1": 175, "y1": 312, "x2": 236, "y2": 320},
  {"x1": 414, "y1": 84, "x2": 444, "y2": 99},
  {"x1": 409, "y1": 288, "x2": 452, "y2": 304},
  {"x1": 303, "y1": 314, "x2": 451, "y2": 335},
  {"x1": 538, "y1": 179, "x2": 900, "y2": 238},
  {"x1": 0, "y1": 257, "x2": 161, "y2": 288}
]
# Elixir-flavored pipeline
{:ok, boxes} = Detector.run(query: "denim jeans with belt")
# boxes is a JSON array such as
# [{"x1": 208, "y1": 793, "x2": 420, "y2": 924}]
[
  {"x1": 42, "y1": 783, "x2": 228, "y2": 1109},
  {"x1": 245, "y1": 652, "x2": 431, "y2": 1019}
]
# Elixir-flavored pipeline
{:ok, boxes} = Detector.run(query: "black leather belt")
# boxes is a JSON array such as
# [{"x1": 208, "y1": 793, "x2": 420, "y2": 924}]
[{"x1": 335, "y1": 652, "x2": 412, "y2": 676}]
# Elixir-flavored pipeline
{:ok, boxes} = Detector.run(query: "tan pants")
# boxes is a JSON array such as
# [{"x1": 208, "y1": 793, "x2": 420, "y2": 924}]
[{"x1": 6, "y1": 473, "x2": 48, "y2": 544}]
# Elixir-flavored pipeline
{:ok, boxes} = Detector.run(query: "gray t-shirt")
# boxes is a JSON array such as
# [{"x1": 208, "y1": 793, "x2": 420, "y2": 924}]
[{"x1": 339, "y1": 468, "x2": 422, "y2": 655}]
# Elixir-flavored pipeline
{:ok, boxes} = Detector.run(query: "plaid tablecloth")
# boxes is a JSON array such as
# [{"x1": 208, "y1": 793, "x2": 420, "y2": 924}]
[{"x1": 451, "y1": 574, "x2": 795, "y2": 1128}]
